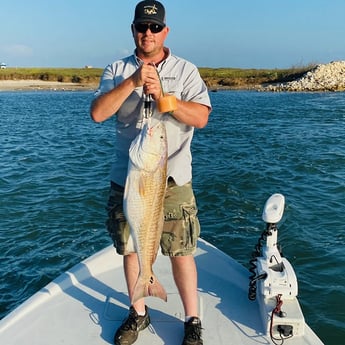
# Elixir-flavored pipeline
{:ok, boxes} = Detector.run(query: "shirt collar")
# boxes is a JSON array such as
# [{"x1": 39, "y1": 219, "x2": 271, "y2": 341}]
[{"x1": 133, "y1": 47, "x2": 171, "y2": 68}]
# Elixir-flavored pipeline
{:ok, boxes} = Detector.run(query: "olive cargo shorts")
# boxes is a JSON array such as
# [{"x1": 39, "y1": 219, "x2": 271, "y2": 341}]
[{"x1": 106, "y1": 179, "x2": 200, "y2": 256}]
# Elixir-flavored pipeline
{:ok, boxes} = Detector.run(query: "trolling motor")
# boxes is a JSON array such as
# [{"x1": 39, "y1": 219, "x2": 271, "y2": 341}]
[{"x1": 248, "y1": 194, "x2": 305, "y2": 344}]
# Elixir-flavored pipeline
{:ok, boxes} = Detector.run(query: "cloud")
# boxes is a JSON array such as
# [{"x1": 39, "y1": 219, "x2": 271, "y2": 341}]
[
  {"x1": 119, "y1": 48, "x2": 131, "y2": 56},
  {"x1": 1, "y1": 44, "x2": 33, "y2": 58}
]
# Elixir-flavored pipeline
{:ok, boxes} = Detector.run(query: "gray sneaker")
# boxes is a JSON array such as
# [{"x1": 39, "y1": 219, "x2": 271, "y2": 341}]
[
  {"x1": 182, "y1": 317, "x2": 203, "y2": 345},
  {"x1": 114, "y1": 306, "x2": 150, "y2": 345}
]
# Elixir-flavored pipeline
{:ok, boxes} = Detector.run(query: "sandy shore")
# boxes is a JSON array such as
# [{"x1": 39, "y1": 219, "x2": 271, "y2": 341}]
[{"x1": 0, "y1": 80, "x2": 98, "y2": 91}]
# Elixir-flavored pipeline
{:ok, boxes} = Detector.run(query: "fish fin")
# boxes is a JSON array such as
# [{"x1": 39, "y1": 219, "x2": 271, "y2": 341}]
[
  {"x1": 126, "y1": 233, "x2": 135, "y2": 253},
  {"x1": 139, "y1": 176, "x2": 145, "y2": 197},
  {"x1": 131, "y1": 274, "x2": 167, "y2": 305}
]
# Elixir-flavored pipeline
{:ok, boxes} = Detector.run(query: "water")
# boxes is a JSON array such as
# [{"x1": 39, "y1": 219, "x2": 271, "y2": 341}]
[{"x1": 1, "y1": 90, "x2": 344, "y2": 344}]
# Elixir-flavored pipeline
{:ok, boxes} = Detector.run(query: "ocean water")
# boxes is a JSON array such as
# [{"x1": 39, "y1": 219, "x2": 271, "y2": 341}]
[{"x1": 0, "y1": 90, "x2": 344, "y2": 344}]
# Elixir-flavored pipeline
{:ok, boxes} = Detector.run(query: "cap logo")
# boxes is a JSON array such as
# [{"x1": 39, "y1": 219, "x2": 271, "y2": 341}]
[{"x1": 144, "y1": 5, "x2": 158, "y2": 15}]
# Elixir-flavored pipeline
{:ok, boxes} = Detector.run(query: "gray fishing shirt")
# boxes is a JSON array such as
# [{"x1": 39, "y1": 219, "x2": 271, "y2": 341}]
[{"x1": 94, "y1": 49, "x2": 211, "y2": 187}]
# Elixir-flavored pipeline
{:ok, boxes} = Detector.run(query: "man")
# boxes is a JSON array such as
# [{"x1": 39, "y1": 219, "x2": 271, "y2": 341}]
[{"x1": 90, "y1": 1, "x2": 211, "y2": 345}]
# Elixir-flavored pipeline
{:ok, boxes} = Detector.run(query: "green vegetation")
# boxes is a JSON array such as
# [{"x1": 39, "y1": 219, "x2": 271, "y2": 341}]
[
  {"x1": 0, "y1": 65, "x2": 316, "y2": 89},
  {"x1": 199, "y1": 64, "x2": 316, "y2": 89},
  {"x1": 0, "y1": 67, "x2": 102, "y2": 84}
]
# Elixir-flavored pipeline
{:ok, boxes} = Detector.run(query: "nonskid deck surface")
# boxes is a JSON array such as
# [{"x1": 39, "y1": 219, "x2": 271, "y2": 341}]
[{"x1": 0, "y1": 239, "x2": 323, "y2": 345}]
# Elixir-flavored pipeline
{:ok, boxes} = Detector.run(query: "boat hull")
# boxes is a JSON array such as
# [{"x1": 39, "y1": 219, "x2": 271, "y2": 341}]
[{"x1": 0, "y1": 239, "x2": 324, "y2": 345}]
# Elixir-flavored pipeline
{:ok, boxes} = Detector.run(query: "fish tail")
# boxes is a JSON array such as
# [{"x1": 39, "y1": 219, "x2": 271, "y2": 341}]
[
  {"x1": 147, "y1": 275, "x2": 167, "y2": 302},
  {"x1": 131, "y1": 274, "x2": 167, "y2": 305}
]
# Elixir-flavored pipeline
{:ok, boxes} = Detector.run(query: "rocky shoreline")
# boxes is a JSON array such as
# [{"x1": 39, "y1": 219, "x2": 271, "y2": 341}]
[{"x1": 261, "y1": 61, "x2": 345, "y2": 92}]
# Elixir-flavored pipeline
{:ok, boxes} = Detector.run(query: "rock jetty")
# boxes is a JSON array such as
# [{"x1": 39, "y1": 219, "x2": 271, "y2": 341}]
[{"x1": 262, "y1": 61, "x2": 345, "y2": 92}]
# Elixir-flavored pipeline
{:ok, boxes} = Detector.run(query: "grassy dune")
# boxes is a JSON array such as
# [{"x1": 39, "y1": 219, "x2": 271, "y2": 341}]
[
  {"x1": 0, "y1": 68, "x2": 102, "y2": 84},
  {"x1": 199, "y1": 65, "x2": 315, "y2": 89},
  {"x1": 0, "y1": 65, "x2": 315, "y2": 89}
]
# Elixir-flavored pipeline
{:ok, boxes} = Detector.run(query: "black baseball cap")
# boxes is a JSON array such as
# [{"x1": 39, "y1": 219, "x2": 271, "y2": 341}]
[{"x1": 133, "y1": 1, "x2": 166, "y2": 26}]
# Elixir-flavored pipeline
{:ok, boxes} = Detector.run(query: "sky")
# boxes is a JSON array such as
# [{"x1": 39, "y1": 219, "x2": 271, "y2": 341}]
[{"x1": 1, "y1": 0, "x2": 345, "y2": 69}]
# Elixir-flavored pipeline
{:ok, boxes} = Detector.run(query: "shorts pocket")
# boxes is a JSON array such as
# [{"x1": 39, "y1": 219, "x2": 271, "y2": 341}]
[
  {"x1": 181, "y1": 205, "x2": 200, "y2": 248},
  {"x1": 161, "y1": 204, "x2": 200, "y2": 256}
]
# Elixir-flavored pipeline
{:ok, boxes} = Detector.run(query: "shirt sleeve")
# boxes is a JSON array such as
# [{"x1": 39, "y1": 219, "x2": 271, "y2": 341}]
[
  {"x1": 93, "y1": 64, "x2": 116, "y2": 98},
  {"x1": 182, "y1": 63, "x2": 212, "y2": 109}
]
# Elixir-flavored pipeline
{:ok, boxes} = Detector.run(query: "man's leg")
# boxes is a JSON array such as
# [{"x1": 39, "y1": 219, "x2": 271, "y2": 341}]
[
  {"x1": 123, "y1": 253, "x2": 146, "y2": 313},
  {"x1": 114, "y1": 253, "x2": 149, "y2": 345},
  {"x1": 170, "y1": 255, "x2": 198, "y2": 317},
  {"x1": 171, "y1": 255, "x2": 203, "y2": 345}
]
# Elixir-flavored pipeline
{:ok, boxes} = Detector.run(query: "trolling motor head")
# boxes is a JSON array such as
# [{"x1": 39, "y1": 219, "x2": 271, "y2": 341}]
[
  {"x1": 262, "y1": 193, "x2": 285, "y2": 224},
  {"x1": 261, "y1": 193, "x2": 285, "y2": 253}
]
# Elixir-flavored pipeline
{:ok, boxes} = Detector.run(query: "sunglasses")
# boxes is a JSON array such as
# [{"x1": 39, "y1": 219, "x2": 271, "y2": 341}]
[{"x1": 134, "y1": 22, "x2": 165, "y2": 34}]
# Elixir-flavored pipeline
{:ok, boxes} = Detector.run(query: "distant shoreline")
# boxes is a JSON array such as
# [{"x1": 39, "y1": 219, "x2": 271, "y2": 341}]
[
  {"x1": 0, "y1": 80, "x2": 98, "y2": 91},
  {"x1": 1, "y1": 61, "x2": 345, "y2": 92},
  {"x1": 0, "y1": 65, "x2": 314, "y2": 92}
]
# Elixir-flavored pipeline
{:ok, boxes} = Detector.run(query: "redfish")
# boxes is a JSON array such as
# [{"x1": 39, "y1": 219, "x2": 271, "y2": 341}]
[{"x1": 123, "y1": 118, "x2": 168, "y2": 304}]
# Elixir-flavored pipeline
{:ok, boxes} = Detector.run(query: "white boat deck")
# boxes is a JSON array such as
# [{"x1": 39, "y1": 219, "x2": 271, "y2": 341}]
[{"x1": 0, "y1": 239, "x2": 323, "y2": 345}]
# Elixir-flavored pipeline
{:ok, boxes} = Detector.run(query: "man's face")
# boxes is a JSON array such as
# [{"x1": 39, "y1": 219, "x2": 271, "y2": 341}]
[{"x1": 132, "y1": 22, "x2": 169, "y2": 58}]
